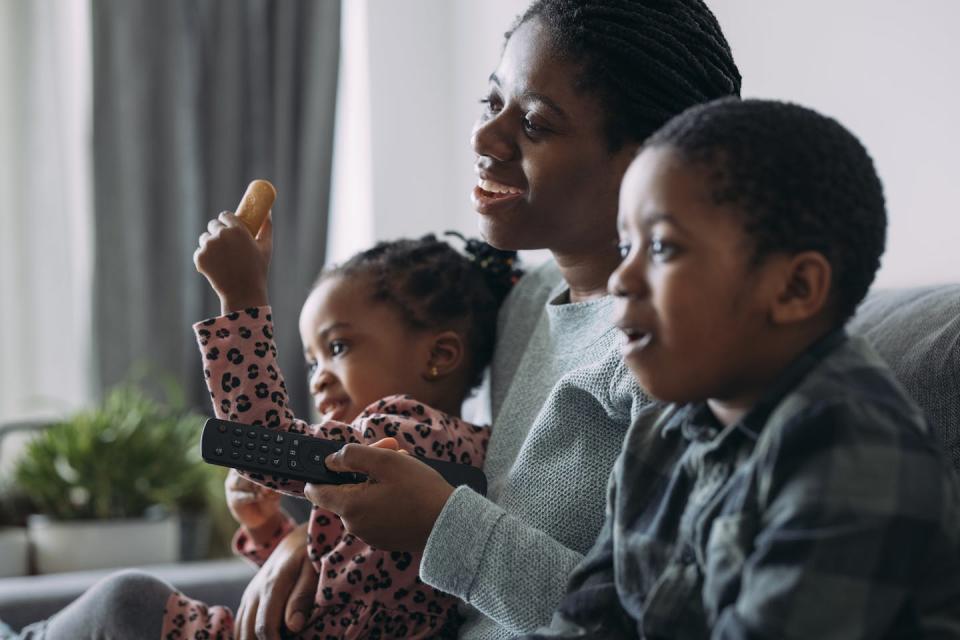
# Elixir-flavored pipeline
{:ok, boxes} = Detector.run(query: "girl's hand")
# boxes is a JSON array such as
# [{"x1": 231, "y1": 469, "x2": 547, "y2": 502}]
[
  {"x1": 193, "y1": 211, "x2": 273, "y2": 313},
  {"x1": 225, "y1": 469, "x2": 283, "y2": 536},
  {"x1": 304, "y1": 438, "x2": 455, "y2": 552},
  {"x1": 235, "y1": 522, "x2": 318, "y2": 640}
]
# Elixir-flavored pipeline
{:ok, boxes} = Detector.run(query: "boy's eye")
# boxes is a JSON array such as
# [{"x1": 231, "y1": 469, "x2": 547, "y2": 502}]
[
  {"x1": 328, "y1": 340, "x2": 348, "y2": 357},
  {"x1": 648, "y1": 238, "x2": 678, "y2": 262}
]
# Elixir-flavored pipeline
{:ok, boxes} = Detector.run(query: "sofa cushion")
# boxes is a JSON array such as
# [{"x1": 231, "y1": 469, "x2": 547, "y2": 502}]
[{"x1": 849, "y1": 285, "x2": 960, "y2": 470}]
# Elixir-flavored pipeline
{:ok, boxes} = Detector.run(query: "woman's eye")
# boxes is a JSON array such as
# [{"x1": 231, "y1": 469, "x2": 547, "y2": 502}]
[
  {"x1": 479, "y1": 96, "x2": 502, "y2": 116},
  {"x1": 328, "y1": 340, "x2": 348, "y2": 357},
  {"x1": 522, "y1": 114, "x2": 546, "y2": 134}
]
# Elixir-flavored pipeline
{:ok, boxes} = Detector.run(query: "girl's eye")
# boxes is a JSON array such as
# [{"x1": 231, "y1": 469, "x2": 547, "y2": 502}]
[
  {"x1": 305, "y1": 360, "x2": 318, "y2": 376},
  {"x1": 328, "y1": 340, "x2": 348, "y2": 357},
  {"x1": 616, "y1": 242, "x2": 632, "y2": 259}
]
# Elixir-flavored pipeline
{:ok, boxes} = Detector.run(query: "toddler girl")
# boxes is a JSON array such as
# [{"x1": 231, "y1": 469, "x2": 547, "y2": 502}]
[{"x1": 168, "y1": 217, "x2": 520, "y2": 639}]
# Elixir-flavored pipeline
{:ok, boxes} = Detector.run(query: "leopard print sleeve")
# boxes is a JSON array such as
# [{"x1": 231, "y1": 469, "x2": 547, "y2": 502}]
[
  {"x1": 352, "y1": 394, "x2": 489, "y2": 468},
  {"x1": 194, "y1": 306, "x2": 321, "y2": 496},
  {"x1": 231, "y1": 512, "x2": 298, "y2": 567}
]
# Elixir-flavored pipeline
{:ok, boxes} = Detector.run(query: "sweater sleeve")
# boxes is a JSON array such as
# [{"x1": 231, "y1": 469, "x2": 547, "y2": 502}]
[
  {"x1": 421, "y1": 346, "x2": 648, "y2": 635},
  {"x1": 420, "y1": 487, "x2": 587, "y2": 634}
]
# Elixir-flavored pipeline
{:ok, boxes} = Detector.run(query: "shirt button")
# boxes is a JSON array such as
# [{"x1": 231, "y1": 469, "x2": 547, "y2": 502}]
[{"x1": 681, "y1": 547, "x2": 696, "y2": 565}]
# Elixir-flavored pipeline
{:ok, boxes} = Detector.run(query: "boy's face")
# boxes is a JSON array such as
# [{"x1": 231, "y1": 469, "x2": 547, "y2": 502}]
[
  {"x1": 609, "y1": 146, "x2": 782, "y2": 407},
  {"x1": 299, "y1": 275, "x2": 436, "y2": 424}
]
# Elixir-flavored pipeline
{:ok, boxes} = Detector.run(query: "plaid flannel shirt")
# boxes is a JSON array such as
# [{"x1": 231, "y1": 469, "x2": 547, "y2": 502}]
[{"x1": 525, "y1": 331, "x2": 960, "y2": 639}]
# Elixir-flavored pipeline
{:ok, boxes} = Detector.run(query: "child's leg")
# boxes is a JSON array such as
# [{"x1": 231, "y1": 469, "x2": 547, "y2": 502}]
[{"x1": 12, "y1": 569, "x2": 230, "y2": 640}]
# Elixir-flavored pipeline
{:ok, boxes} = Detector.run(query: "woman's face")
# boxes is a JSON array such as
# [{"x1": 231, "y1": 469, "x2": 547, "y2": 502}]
[{"x1": 471, "y1": 18, "x2": 636, "y2": 255}]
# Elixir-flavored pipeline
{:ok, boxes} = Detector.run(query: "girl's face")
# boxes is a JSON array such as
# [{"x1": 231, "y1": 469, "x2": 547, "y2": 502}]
[
  {"x1": 299, "y1": 275, "x2": 438, "y2": 424},
  {"x1": 471, "y1": 18, "x2": 636, "y2": 256}
]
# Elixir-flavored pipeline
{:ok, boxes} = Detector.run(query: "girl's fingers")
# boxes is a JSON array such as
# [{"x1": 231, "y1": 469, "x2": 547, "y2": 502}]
[
  {"x1": 228, "y1": 490, "x2": 261, "y2": 504},
  {"x1": 207, "y1": 217, "x2": 225, "y2": 234},
  {"x1": 198, "y1": 231, "x2": 211, "y2": 247}
]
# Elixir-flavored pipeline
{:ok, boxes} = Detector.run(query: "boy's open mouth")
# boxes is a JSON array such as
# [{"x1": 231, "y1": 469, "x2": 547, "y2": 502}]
[{"x1": 622, "y1": 329, "x2": 653, "y2": 349}]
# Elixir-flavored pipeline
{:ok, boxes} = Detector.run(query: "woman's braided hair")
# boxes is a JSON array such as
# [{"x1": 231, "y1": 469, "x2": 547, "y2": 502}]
[
  {"x1": 317, "y1": 234, "x2": 522, "y2": 390},
  {"x1": 511, "y1": 0, "x2": 742, "y2": 150}
]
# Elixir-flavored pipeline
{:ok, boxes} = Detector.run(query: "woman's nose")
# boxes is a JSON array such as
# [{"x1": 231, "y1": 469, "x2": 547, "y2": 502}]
[{"x1": 471, "y1": 112, "x2": 516, "y2": 163}]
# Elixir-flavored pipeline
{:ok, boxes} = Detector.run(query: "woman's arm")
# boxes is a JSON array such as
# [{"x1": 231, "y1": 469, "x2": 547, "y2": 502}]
[{"x1": 307, "y1": 446, "x2": 587, "y2": 634}]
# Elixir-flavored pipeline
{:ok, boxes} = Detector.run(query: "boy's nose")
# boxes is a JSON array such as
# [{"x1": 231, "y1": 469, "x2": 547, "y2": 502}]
[{"x1": 608, "y1": 259, "x2": 648, "y2": 299}]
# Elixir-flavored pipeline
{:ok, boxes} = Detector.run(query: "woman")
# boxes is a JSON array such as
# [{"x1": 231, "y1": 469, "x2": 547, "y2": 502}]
[{"x1": 266, "y1": 2, "x2": 740, "y2": 639}]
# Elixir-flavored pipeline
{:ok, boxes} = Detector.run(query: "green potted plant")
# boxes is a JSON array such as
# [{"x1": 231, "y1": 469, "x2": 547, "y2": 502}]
[
  {"x1": 14, "y1": 384, "x2": 226, "y2": 573},
  {"x1": 0, "y1": 479, "x2": 29, "y2": 577}
]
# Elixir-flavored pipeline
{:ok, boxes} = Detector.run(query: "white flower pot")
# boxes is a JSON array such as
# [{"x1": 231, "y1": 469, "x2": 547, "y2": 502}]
[
  {"x1": 28, "y1": 513, "x2": 180, "y2": 574},
  {"x1": 0, "y1": 527, "x2": 29, "y2": 576}
]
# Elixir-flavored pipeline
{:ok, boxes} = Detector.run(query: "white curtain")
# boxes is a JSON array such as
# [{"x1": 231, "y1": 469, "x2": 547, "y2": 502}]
[{"x1": 0, "y1": 0, "x2": 93, "y2": 423}]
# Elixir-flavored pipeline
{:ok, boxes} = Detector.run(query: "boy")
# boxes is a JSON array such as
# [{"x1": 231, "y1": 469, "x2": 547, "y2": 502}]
[{"x1": 525, "y1": 99, "x2": 960, "y2": 638}]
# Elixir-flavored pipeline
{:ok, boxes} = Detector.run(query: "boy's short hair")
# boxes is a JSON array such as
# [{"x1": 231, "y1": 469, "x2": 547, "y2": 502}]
[{"x1": 646, "y1": 97, "x2": 887, "y2": 321}]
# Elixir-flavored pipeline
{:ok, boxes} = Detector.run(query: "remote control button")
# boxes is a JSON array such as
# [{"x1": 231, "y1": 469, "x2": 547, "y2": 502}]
[
  {"x1": 244, "y1": 453, "x2": 254, "y2": 462},
  {"x1": 232, "y1": 439, "x2": 242, "y2": 448},
  {"x1": 288, "y1": 449, "x2": 297, "y2": 458},
  {"x1": 259, "y1": 444, "x2": 269, "y2": 453},
  {"x1": 271, "y1": 457, "x2": 281, "y2": 466},
  {"x1": 261, "y1": 433, "x2": 271, "y2": 442},
  {"x1": 247, "y1": 431, "x2": 257, "y2": 439},
  {"x1": 246, "y1": 442, "x2": 256, "y2": 450},
  {"x1": 274, "y1": 433, "x2": 285, "y2": 443},
  {"x1": 214, "y1": 447, "x2": 224, "y2": 456},
  {"x1": 231, "y1": 451, "x2": 240, "y2": 459},
  {"x1": 257, "y1": 456, "x2": 267, "y2": 464},
  {"x1": 273, "y1": 447, "x2": 282, "y2": 455},
  {"x1": 217, "y1": 423, "x2": 227, "y2": 434},
  {"x1": 233, "y1": 427, "x2": 243, "y2": 436},
  {"x1": 291, "y1": 438, "x2": 301, "y2": 448},
  {"x1": 310, "y1": 452, "x2": 324, "y2": 466},
  {"x1": 288, "y1": 459, "x2": 298, "y2": 469}
]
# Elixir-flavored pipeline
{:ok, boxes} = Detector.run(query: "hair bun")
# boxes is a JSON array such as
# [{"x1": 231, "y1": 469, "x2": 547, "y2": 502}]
[{"x1": 444, "y1": 231, "x2": 523, "y2": 304}]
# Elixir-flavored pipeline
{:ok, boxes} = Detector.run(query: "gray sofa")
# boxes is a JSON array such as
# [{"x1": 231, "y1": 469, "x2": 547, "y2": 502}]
[{"x1": 0, "y1": 285, "x2": 956, "y2": 634}]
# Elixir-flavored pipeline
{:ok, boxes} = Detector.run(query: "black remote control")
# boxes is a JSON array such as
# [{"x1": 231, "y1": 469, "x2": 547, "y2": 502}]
[{"x1": 200, "y1": 417, "x2": 487, "y2": 495}]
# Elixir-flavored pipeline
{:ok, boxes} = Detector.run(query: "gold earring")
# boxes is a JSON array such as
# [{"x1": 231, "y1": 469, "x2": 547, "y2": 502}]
[{"x1": 430, "y1": 366, "x2": 439, "y2": 379}]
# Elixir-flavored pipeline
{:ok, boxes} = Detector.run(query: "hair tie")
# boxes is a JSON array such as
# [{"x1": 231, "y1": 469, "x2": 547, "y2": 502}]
[{"x1": 444, "y1": 231, "x2": 523, "y2": 303}]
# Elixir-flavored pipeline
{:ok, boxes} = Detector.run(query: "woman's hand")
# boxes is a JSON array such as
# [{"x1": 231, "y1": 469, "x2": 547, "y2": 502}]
[
  {"x1": 235, "y1": 522, "x2": 319, "y2": 640},
  {"x1": 225, "y1": 469, "x2": 283, "y2": 536},
  {"x1": 193, "y1": 211, "x2": 273, "y2": 313},
  {"x1": 304, "y1": 439, "x2": 455, "y2": 552}
]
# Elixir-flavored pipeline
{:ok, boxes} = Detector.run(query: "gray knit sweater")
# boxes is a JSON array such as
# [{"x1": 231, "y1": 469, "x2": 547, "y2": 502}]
[{"x1": 420, "y1": 260, "x2": 649, "y2": 639}]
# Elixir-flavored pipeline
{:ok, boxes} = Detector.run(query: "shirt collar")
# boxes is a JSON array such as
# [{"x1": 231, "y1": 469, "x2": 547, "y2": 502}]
[{"x1": 662, "y1": 328, "x2": 848, "y2": 443}]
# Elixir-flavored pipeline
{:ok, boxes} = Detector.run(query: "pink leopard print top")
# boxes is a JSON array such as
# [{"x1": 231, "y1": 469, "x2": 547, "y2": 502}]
[{"x1": 190, "y1": 306, "x2": 488, "y2": 639}]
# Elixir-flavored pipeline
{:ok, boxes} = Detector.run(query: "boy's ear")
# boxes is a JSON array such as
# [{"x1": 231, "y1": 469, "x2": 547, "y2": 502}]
[
  {"x1": 422, "y1": 331, "x2": 465, "y2": 381},
  {"x1": 769, "y1": 251, "x2": 833, "y2": 325}
]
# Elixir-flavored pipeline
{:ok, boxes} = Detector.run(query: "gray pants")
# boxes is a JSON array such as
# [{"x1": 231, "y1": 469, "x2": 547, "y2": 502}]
[{"x1": 8, "y1": 571, "x2": 173, "y2": 640}]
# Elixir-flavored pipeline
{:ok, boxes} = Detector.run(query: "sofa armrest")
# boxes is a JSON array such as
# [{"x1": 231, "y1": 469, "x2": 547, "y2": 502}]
[{"x1": 0, "y1": 558, "x2": 255, "y2": 633}]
